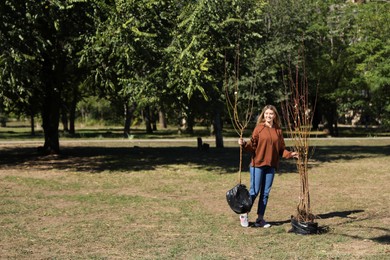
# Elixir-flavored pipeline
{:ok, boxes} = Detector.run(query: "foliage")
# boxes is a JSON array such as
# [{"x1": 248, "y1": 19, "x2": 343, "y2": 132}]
[
  {"x1": 252, "y1": 0, "x2": 323, "y2": 109},
  {"x1": 344, "y1": 2, "x2": 390, "y2": 126},
  {"x1": 77, "y1": 96, "x2": 122, "y2": 125},
  {"x1": 315, "y1": 1, "x2": 390, "y2": 131},
  {"x1": 79, "y1": 0, "x2": 180, "y2": 134},
  {"x1": 166, "y1": 0, "x2": 265, "y2": 133},
  {"x1": 1, "y1": 0, "x2": 389, "y2": 146},
  {"x1": 0, "y1": 0, "x2": 98, "y2": 151}
]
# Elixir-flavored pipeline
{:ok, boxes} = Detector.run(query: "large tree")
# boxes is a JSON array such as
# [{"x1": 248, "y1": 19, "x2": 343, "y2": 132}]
[
  {"x1": 252, "y1": 1, "x2": 338, "y2": 121},
  {"x1": 0, "y1": 0, "x2": 96, "y2": 153},
  {"x1": 166, "y1": 0, "x2": 265, "y2": 147},
  {"x1": 2, "y1": 0, "x2": 388, "y2": 143},
  {"x1": 343, "y1": 1, "x2": 390, "y2": 127},
  {"x1": 80, "y1": 0, "x2": 180, "y2": 136}
]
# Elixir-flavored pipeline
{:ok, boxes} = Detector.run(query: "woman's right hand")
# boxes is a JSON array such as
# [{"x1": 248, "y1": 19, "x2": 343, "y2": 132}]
[{"x1": 238, "y1": 138, "x2": 246, "y2": 146}]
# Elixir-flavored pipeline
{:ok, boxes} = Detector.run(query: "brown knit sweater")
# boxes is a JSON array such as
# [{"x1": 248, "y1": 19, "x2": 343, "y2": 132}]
[{"x1": 242, "y1": 123, "x2": 293, "y2": 169}]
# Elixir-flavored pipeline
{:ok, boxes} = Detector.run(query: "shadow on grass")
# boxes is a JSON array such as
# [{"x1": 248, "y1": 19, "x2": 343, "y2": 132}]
[
  {"x1": 0, "y1": 146, "x2": 244, "y2": 173},
  {"x1": 0, "y1": 145, "x2": 389, "y2": 174},
  {"x1": 339, "y1": 232, "x2": 390, "y2": 245},
  {"x1": 371, "y1": 235, "x2": 390, "y2": 244},
  {"x1": 315, "y1": 210, "x2": 390, "y2": 243},
  {"x1": 264, "y1": 210, "x2": 367, "y2": 235},
  {"x1": 316, "y1": 210, "x2": 365, "y2": 219},
  {"x1": 266, "y1": 210, "x2": 366, "y2": 228},
  {"x1": 278, "y1": 145, "x2": 390, "y2": 174}
]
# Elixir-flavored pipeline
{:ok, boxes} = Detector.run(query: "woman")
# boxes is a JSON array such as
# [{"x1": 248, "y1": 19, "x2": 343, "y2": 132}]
[{"x1": 238, "y1": 105, "x2": 298, "y2": 228}]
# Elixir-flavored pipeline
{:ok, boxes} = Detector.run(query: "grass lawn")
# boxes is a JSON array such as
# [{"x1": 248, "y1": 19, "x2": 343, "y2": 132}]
[{"x1": 0, "y1": 137, "x2": 389, "y2": 259}]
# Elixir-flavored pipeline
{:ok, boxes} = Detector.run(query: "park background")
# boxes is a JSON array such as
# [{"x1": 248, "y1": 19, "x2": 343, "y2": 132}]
[{"x1": 1, "y1": 0, "x2": 389, "y2": 259}]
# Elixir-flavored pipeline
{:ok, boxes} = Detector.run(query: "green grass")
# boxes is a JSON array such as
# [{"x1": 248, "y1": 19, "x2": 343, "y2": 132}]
[
  {"x1": 1, "y1": 120, "x2": 389, "y2": 141},
  {"x1": 0, "y1": 138, "x2": 389, "y2": 259}
]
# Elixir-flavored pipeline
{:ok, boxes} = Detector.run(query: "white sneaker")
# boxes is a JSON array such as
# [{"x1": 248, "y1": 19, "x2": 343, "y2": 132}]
[{"x1": 239, "y1": 213, "x2": 249, "y2": 227}]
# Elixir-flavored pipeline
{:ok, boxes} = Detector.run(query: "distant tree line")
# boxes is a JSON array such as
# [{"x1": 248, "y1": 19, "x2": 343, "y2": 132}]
[{"x1": 1, "y1": 0, "x2": 389, "y2": 153}]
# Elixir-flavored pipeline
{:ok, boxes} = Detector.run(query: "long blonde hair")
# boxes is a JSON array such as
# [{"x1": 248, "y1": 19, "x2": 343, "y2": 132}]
[{"x1": 256, "y1": 105, "x2": 282, "y2": 127}]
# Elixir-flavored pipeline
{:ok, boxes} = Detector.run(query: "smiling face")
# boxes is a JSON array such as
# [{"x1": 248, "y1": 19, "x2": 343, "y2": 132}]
[
  {"x1": 264, "y1": 109, "x2": 275, "y2": 126},
  {"x1": 257, "y1": 105, "x2": 281, "y2": 127}
]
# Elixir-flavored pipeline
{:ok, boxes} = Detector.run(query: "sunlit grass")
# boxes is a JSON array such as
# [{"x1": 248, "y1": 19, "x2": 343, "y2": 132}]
[{"x1": 0, "y1": 138, "x2": 389, "y2": 259}]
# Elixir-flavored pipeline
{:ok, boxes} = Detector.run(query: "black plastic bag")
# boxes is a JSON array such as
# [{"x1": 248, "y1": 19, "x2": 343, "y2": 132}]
[
  {"x1": 226, "y1": 184, "x2": 252, "y2": 214},
  {"x1": 289, "y1": 217, "x2": 319, "y2": 235}
]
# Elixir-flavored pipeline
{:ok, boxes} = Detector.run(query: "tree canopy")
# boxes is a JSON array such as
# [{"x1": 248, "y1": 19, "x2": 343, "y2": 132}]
[{"x1": 1, "y1": 0, "x2": 389, "y2": 152}]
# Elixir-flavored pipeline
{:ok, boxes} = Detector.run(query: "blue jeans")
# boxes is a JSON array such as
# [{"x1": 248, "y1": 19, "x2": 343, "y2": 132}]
[{"x1": 249, "y1": 166, "x2": 275, "y2": 216}]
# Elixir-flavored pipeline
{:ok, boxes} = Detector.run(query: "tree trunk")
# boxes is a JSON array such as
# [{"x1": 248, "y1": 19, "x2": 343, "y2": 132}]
[
  {"x1": 30, "y1": 104, "x2": 35, "y2": 136},
  {"x1": 144, "y1": 106, "x2": 153, "y2": 134},
  {"x1": 213, "y1": 110, "x2": 224, "y2": 148},
  {"x1": 159, "y1": 110, "x2": 167, "y2": 128},
  {"x1": 61, "y1": 104, "x2": 69, "y2": 132},
  {"x1": 30, "y1": 114, "x2": 35, "y2": 136},
  {"x1": 151, "y1": 108, "x2": 157, "y2": 131},
  {"x1": 186, "y1": 112, "x2": 194, "y2": 135},
  {"x1": 0, "y1": 106, "x2": 6, "y2": 127},
  {"x1": 40, "y1": 86, "x2": 61, "y2": 154},
  {"x1": 312, "y1": 100, "x2": 321, "y2": 130},
  {"x1": 323, "y1": 101, "x2": 339, "y2": 137},
  {"x1": 69, "y1": 94, "x2": 77, "y2": 135},
  {"x1": 124, "y1": 102, "x2": 136, "y2": 137},
  {"x1": 68, "y1": 86, "x2": 79, "y2": 135}
]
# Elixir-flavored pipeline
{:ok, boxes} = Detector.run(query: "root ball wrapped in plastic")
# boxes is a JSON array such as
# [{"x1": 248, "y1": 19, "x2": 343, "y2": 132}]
[{"x1": 226, "y1": 184, "x2": 252, "y2": 214}]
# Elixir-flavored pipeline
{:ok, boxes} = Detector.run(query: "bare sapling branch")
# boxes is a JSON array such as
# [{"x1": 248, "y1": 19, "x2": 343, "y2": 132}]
[
  {"x1": 281, "y1": 50, "x2": 317, "y2": 223},
  {"x1": 224, "y1": 44, "x2": 255, "y2": 183}
]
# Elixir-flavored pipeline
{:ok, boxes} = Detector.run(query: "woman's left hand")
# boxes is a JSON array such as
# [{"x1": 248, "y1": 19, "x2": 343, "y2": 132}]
[{"x1": 291, "y1": 152, "x2": 299, "y2": 159}]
